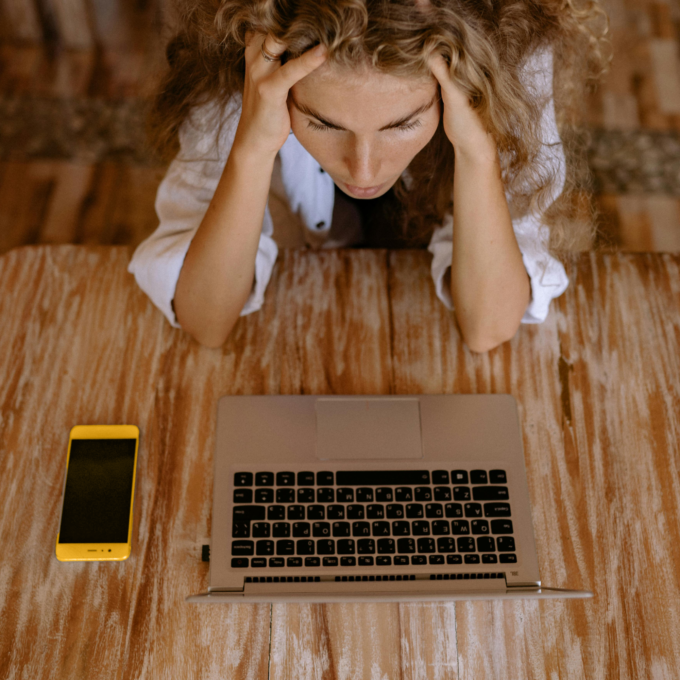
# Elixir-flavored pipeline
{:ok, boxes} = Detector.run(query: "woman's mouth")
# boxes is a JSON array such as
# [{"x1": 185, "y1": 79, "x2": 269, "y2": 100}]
[{"x1": 342, "y1": 181, "x2": 385, "y2": 198}]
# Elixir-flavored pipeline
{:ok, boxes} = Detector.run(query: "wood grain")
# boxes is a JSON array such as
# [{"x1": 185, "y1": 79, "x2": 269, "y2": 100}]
[{"x1": 1, "y1": 246, "x2": 679, "y2": 678}]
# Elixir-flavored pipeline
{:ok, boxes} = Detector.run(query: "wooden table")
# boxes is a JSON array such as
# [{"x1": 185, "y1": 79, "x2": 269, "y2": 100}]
[{"x1": 1, "y1": 245, "x2": 679, "y2": 679}]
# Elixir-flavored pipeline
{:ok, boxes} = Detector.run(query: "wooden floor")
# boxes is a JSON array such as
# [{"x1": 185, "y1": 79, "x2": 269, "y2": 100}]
[{"x1": 2, "y1": 0, "x2": 680, "y2": 254}]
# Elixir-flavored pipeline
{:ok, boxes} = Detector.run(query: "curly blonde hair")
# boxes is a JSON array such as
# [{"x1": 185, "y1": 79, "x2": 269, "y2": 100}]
[{"x1": 150, "y1": 0, "x2": 612, "y2": 257}]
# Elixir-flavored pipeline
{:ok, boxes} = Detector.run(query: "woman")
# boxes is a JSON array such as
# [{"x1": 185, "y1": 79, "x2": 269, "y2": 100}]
[{"x1": 129, "y1": 0, "x2": 611, "y2": 350}]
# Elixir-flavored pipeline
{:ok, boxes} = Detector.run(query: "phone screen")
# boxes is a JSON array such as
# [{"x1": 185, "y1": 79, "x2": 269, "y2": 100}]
[{"x1": 58, "y1": 438, "x2": 137, "y2": 544}]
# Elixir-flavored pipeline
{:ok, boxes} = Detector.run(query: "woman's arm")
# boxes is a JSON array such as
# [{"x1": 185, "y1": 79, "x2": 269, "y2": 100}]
[
  {"x1": 450, "y1": 144, "x2": 530, "y2": 353},
  {"x1": 173, "y1": 34, "x2": 327, "y2": 348}
]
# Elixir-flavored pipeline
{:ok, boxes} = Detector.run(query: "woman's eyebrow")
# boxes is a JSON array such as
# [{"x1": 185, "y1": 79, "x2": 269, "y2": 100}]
[{"x1": 290, "y1": 92, "x2": 439, "y2": 131}]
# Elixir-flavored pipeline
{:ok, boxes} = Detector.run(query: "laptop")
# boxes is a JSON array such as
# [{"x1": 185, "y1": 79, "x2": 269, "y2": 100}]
[{"x1": 187, "y1": 394, "x2": 592, "y2": 602}]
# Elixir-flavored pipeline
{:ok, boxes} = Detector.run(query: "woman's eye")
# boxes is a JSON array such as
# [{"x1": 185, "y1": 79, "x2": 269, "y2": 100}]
[
  {"x1": 307, "y1": 121, "x2": 332, "y2": 132},
  {"x1": 395, "y1": 120, "x2": 422, "y2": 132}
]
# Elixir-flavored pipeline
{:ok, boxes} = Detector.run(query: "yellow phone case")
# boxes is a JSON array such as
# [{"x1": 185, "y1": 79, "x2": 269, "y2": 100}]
[{"x1": 56, "y1": 424, "x2": 139, "y2": 562}]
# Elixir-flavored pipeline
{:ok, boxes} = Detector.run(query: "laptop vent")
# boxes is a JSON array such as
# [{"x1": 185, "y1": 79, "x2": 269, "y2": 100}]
[{"x1": 245, "y1": 572, "x2": 504, "y2": 584}]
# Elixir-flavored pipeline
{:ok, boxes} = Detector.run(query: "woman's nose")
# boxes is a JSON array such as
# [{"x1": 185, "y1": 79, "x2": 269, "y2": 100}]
[{"x1": 344, "y1": 138, "x2": 381, "y2": 186}]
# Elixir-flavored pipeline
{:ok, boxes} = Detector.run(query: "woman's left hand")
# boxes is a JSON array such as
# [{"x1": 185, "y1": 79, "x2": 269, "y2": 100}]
[{"x1": 428, "y1": 53, "x2": 498, "y2": 162}]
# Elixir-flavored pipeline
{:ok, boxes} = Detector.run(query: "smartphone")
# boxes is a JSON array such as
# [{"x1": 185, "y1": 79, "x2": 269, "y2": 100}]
[{"x1": 55, "y1": 424, "x2": 140, "y2": 562}]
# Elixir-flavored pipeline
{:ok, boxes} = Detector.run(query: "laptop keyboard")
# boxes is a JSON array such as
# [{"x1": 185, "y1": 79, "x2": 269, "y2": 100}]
[{"x1": 229, "y1": 469, "x2": 517, "y2": 570}]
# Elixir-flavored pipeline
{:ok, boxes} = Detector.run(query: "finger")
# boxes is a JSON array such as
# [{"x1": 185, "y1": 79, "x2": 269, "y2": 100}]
[
  {"x1": 268, "y1": 43, "x2": 327, "y2": 91},
  {"x1": 262, "y1": 34, "x2": 286, "y2": 59},
  {"x1": 427, "y1": 53, "x2": 451, "y2": 88}
]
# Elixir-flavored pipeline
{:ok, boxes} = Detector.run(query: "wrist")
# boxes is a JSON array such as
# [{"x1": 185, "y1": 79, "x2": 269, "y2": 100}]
[{"x1": 453, "y1": 135, "x2": 499, "y2": 167}]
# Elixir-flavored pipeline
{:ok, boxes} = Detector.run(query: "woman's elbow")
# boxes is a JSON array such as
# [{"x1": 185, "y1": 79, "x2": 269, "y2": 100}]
[{"x1": 461, "y1": 321, "x2": 522, "y2": 354}]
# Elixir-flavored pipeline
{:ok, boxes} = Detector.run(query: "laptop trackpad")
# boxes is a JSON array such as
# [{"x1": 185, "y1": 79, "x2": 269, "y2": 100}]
[{"x1": 315, "y1": 398, "x2": 423, "y2": 460}]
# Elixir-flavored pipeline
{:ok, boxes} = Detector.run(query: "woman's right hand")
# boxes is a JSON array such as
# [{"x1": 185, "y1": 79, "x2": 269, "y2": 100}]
[{"x1": 234, "y1": 32, "x2": 327, "y2": 157}]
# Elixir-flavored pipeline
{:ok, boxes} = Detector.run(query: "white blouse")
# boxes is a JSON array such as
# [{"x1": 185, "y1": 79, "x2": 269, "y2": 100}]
[{"x1": 129, "y1": 44, "x2": 569, "y2": 330}]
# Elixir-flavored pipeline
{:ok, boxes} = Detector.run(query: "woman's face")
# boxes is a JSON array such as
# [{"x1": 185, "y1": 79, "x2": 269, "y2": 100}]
[{"x1": 289, "y1": 62, "x2": 441, "y2": 199}]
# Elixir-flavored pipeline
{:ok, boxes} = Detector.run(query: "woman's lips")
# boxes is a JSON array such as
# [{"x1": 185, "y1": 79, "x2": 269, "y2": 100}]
[{"x1": 342, "y1": 181, "x2": 385, "y2": 198}]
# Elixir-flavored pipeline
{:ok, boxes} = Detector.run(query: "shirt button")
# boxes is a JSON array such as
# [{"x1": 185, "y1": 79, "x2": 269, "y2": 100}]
[
  {"x1": 319, "y1": 167, "x2": 325, "y2": 173},
  {"x1": 316, "y1": 221, "x2": 326, "y2": 229}
]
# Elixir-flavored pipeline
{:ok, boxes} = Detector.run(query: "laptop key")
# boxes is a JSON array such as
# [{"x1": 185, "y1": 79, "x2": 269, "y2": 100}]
[
  {"x1": 276, "y1": 472, "x2": 295, "y2": 486},
  {"x1": 432, "y1": 470, "x2": 449, "y2": 484},
  {"x1": 255, "y1": 489, "x2": 274, "y2": 503},
  {"x1": 397, "y1": 538, "x2": 415, "y2": 554},
  {"x1": 372, "y1": 521, "x2": 390, "y2": 536},
  {"x1": 287, "y1": 557, "x2": 302, "y2": 567},
  {"x1": 394, "y1": 555, "x2": 409, "y2": 565},
  {"x1": 232, "y1": 522, "x2": 250, "y2": 538},
  {"x1": 256, "y1": 540, "x2": 274, "y2": 555},
  {"x1": 323, "y1": 556, "x2": 338, "y2": 567},
  {"x1": 457, "y1": 537, "x2": 475, "y2": 552},
  {"x1": 447, "y1": 554, "x2": 463, "y2": 565},
  {"x1": 425, "y1": 503, "x2": 443, "y2": 518},
  {"x1": 500, "y1": 554, "x2": 517, "y2": 563},
  {"x1": 317, "y1": 488, "x2": 334, "y2": 503},
  {"x1": 464, "y1": 503, "x2": 483, "y2": 518},
  {"x1": 472, "y1": 486, "x2": 509, "y2": 502},
  {"x1": 386, "y1": 504, "x2": 404, "y2": 518},
  {"x1": 412, "y1": 521, "x2": 430, "y2": 536},
  {"x1": 451, "y1": 470, "x2": 469, "y2": 484},
  {"x1": 377, "y1": 538, "x2": 395, "y2": 553},
  {"x1": 376, "y1": 487, "x2": 393, "y2": 502},
  {"x1": 406, "y1": 504, "x2": 424, "y2": 518},
  {"x1": 327, "y1": 505, "x2": 345, "y2": 520},
  {"x1": 317, "y1": 471, "x2": 334, "y2": 486},
  {"x1": 450, "y1": 520, "x2": 470, "y2": 535},
  {"x1": 434, "y1": 487, "x2": 452, "y2": 501},
  {"x1": 482, "y1": 554, "x2": 498, "y2": 564},
  {"x1": 470, "y1": 470, "x2": 488, "y2": 485},
  {"x1": 233, "y1": 489, "x2": 252, "y2": 503},
  {"x1": 352, "y1": 522, "x2": 370, "y2": 536},
  {"x1": 484, "y1": 503, "x2": 511, "y2": 517},
  {"x1": 252, "y1": 558, "x2": 267, "y2": 567},
  {"x1": 332, "y1": 522, "x2": 350, "y2": 537},
  {"x1": 313, "y1": 522, "x2": 331, "y2": 537},
  {"x1": 411, "y1": 555, "x2": 426, "y2": 565},
  {"x1": 273, "y1": 523, "x2": 290, "y2": 537},
  {"x1": 417, "y1": 538, "x2": 435, "y2": 553},
  {"x1": 255, "y1": 473, "x2": 274, "y2": 486},
  {"x1": 432, "y1": 521, "x2": 450, "y2": 535},
  {"x1": 234, "y1": 473, "x2": 253, "y2": 486},
  {"x1": 429, "y1": 555, "x2": 444, "y2": 565},
  {"x1": 471, "y1": 520, "x2": 489, "y2": 534},
  {"x1": 231, "y1": 557, "x2": 249, "y2": 568},
  {"x1": 305, "y1": 556, "x2": 321, "y2": 566},
  {"x1": 317, "y1": 540, "x2": 335, "y2": 555},
  {"x1": 392, "y1": 521, "x2": 410, "y2": 535},
  {"x1": 269, "y1": 558, "x2": 284, "y2": 567},
  {"x1": 340, "y1": 556, "x2": 356, "y2": 566},
  {"x1": 445, "y1": 503, "x2": 463, "y2": 518},
  {"x1": 491, "y1": 520, "x2": 513, "y2": 534},
  {"x1": 336, "y1": 488, "x2": 354, "y2": 502},
  {"x1": 252, "y1": 522, "x2": 270, "y2": 538},
  {"x1": 359, "y1": 556, "x2": 374, "y2": 566},
  {"x1": 287, "y1": 505, "x2": 305, "y2": 520},
  {"x1": 276, "y1": 488, "x2": 295, "y2": 503},
  {"x1": 347, "y1": 505, "x2": 364, "y2": 519},
  {"x1": 477, "y1": 537, "x2": 495, "y2": 552},
  {"x1": 337, "y1": 539, "x2": 355, "y2": 554},
  {"x1": 292, "y1": 522, "x2": 310, "y2": 537},
  {"x1": 356, "y1": 488, "x2": 374, "y2": 502},
  {"x1": 297, "y1": 471, "x2": 315, "y2": 486},
  {"x1": 357, "y1": 539, "x2": 375, "y2": 554},
  {"x1": 453, "y1": 486, "x2": 471, "y2": 501},
  {"x1": 377, "y1": 556, "x2": 392, "y2": 566},
  {"x1": 297, "y1": 540, "x2": 315, "y2": 555},
  {"x1": 395, "y1": 487, "x2": 413, "y2": 502},
  {"x1": 268, "y1": 505, "x2": 286, "y2": 520},
  {"x1": 231, "y1": 541, "x2": 254, "y2": 556},
  {"x1": 233, "y1": 505, "x2": 265, "y2": 521},
  {"x1": 307, "y1": 505, "x2": 325, "y2": 520},
  {"x1": 497, "y1": 536, "x2": 516, "y2": 552},
  {"x1": 415, "y1": 487, "x2": 432, "y2": 501},
  {"x1": 276, "y1": 540, "x2": 295, "y2": 555},
  {"x1": 297, "y1": 489, "x2": 315, "y2": 503},
  {"x1": 464, "y1": 554, "x2": 481, "y2": 564},
  {"x1": 367, "y1": 504, "x2": 384, "y2": 519},
  {"x1": 437, "y1": 537, "x2": 456, "y2": 553},
  {"x1": 489, "y1": 469, "x2": 507, "y2": 484}
]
